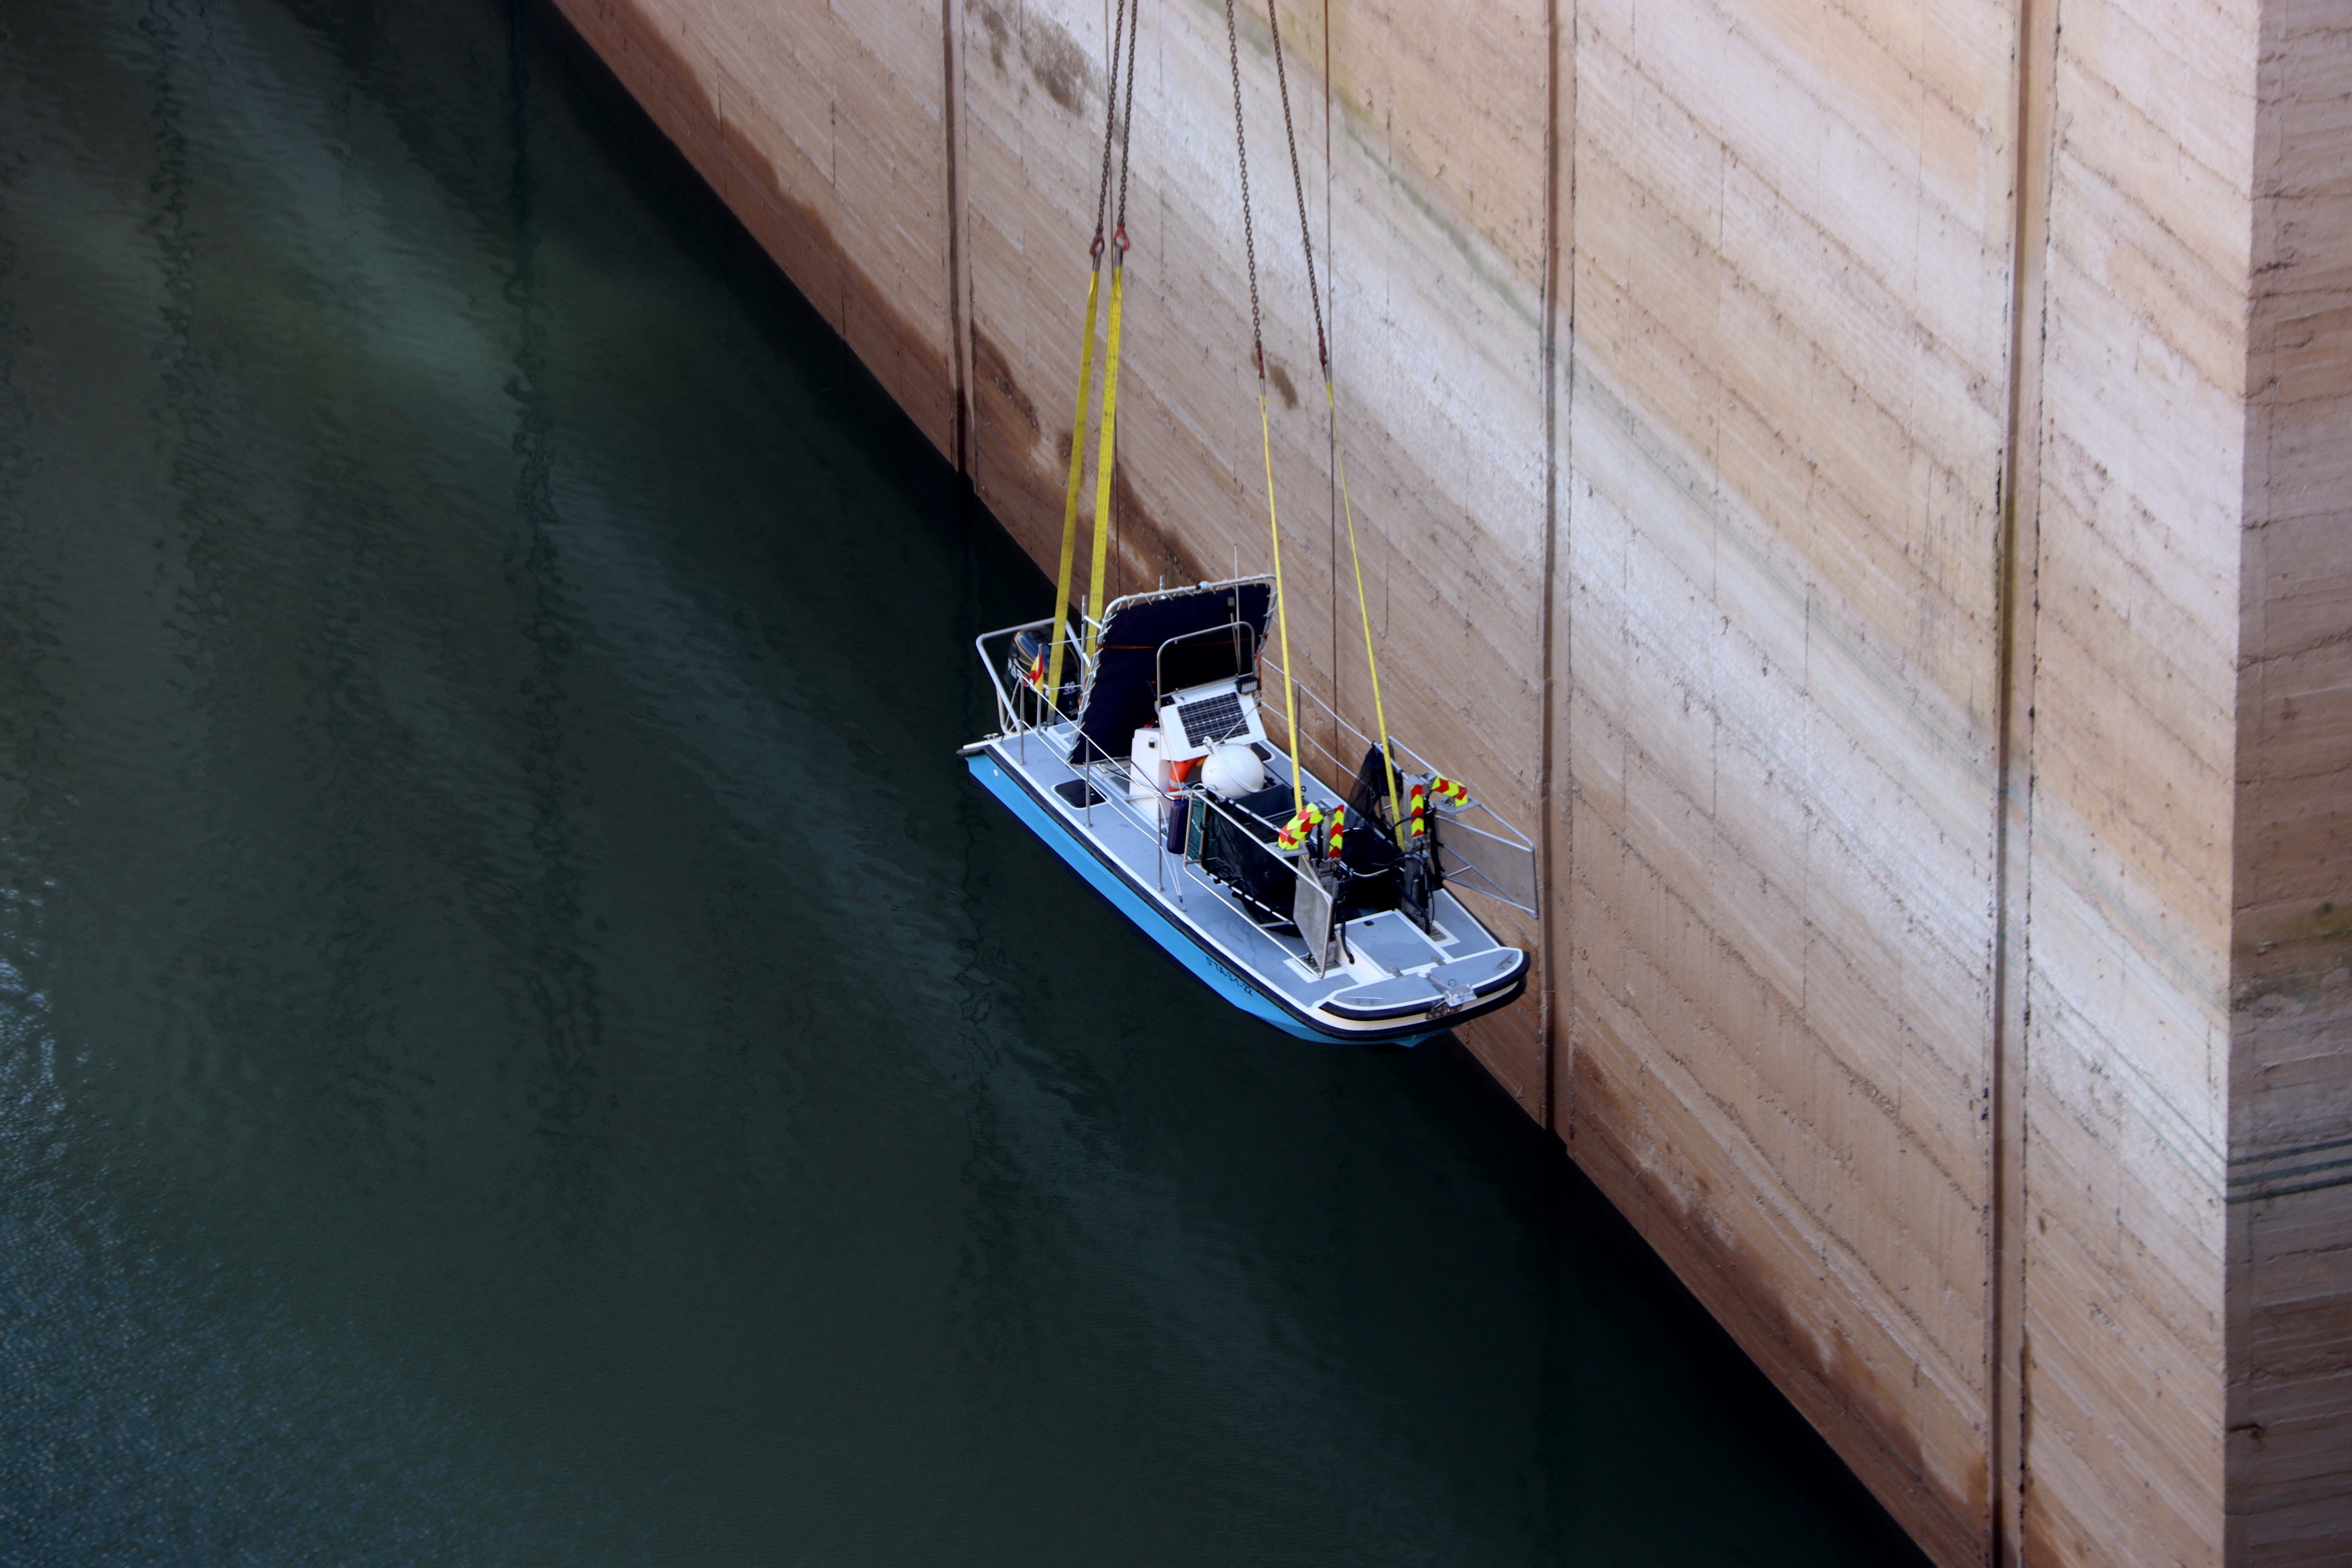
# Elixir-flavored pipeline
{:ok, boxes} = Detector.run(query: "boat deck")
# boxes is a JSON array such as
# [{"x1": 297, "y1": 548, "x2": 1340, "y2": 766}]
[{"x1": 969, "y1": 720, "x2": 1525, "y2": 1045}]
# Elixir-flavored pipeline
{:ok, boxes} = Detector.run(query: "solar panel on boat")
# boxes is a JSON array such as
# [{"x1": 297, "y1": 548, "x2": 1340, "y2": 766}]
[{"x1": 1177, "y1": 691, "x2": 1248, "y2": 744}]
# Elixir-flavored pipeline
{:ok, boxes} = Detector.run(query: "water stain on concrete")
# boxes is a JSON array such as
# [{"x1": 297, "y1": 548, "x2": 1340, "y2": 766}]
[
  {"x1": 971, "y1": 327, "x2": 1042, "y2": 439},
  {"x1": 975, "y1": 2, "x2": 1089, "y2": 115},
  {"x1": 1267, "y1": 358, "x2": 1298, "y2": 410},
  {"x1": 1111, "y1": 463, "x2": 1208, "y2": 591}
]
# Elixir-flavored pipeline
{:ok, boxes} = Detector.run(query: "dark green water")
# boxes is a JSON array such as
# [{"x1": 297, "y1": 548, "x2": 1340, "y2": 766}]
[{"x1": 0, "y1": 2, "x2": 1928, "y2": 1563}]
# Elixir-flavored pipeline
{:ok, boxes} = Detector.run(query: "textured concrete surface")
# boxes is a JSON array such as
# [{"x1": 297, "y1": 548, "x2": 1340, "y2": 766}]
[{"x1": 543, "y1": 1, "x2": 2349, "y2": 1561}]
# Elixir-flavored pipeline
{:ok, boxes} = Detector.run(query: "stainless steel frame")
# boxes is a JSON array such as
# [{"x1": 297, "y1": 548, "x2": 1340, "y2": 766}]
[{"x1": 968, "y1": 578, "x2": 1538, "y2": 922}]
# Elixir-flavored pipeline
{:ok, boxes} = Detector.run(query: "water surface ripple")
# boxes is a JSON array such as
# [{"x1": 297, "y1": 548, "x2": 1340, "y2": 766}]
[{"x1": 0, "y1": 2, "x2": 1925, "y2": 1564}]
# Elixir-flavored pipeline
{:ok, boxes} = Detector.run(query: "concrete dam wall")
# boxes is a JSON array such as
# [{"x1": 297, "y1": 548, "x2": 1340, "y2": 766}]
[{"x1": 542, "y1": 1, "x2": 2349, "y2": 1561}]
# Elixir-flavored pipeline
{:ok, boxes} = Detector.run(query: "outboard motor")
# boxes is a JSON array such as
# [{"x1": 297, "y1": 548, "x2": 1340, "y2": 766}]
[{"x1": 1007, "y1": 627, "x2": 1082, "y2": 726}]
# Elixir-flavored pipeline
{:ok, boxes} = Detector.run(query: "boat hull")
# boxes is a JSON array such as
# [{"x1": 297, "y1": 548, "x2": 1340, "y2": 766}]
[{"x1": 968, "y1": 746, "x2": 1528, "y2": 1047}]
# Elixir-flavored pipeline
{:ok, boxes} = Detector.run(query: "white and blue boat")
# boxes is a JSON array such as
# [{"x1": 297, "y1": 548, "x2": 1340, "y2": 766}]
[{"x1": 963, "y1": 577, "x2": 1535, "y2": 1047}]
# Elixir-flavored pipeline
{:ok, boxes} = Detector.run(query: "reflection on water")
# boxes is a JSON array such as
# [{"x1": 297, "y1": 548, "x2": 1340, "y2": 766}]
[{"x1": 0, "y1": 2, "x2": 1925, "y2": 1563}]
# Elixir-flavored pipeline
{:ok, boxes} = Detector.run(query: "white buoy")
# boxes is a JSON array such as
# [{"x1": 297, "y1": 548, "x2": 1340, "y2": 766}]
[{"x1": 1200, "y1": 741, "x2": 1265, "y2": 798}]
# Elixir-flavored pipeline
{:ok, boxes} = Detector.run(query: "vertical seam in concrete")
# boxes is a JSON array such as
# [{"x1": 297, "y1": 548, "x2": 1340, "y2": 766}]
[
  {"x1": 2226, "y1": 11, "x2": 2293, "y2": 1556},
  {"x1": 1990, "y1": 0, "x2": 2060, "y2": 1558},
  {"x1": 941, "y1": 0, "x2": 971, "y2": 475},
  {"x1": 1533, "y1": 0, "x2": 1558, "y2": 1131},
  {"x1": 1536, "y1": 0, "x2": 1568, "y2": 1136}
]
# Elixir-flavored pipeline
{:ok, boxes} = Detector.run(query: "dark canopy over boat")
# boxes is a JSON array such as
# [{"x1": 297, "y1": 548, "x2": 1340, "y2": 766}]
[{"x1": 1071, "y1": 581, "x2": 1271, "y2": 763}]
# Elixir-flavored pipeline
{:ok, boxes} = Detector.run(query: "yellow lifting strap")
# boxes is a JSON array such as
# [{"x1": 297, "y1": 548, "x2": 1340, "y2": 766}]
[
  {"x1": 1258, "y1": 391, "x2": 1306, "y2": 821},
  {"x1": 1082, "y1": 258, "x2": 1127, "y2": 666},
  {"x1": 1063, "y1": 0, "x2": 1140, "y2": 683},
  {"x1": 1044, "y1": 263, "x2": 1103, "y2": 704},
  {"x1": 1243, "y1": 0, "x2": 1403, "y2": 840},
  {"x1": 1223, "y1": 0, "x2": 1306, "y2": 823},
  {"x1": 1327, "y1": 379, "x2": 1403, "y2": 834}
]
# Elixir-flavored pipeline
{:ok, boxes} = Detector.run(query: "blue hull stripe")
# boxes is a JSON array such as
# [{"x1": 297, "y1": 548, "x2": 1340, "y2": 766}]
[{"x1": 968, "y1": 753, "x2": 1434, "y2": 1048}]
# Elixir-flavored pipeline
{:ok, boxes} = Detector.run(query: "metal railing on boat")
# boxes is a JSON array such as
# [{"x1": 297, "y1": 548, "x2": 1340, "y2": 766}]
[{"x1": 968, "y1": 604, "x2": 1538, "y2": 924}]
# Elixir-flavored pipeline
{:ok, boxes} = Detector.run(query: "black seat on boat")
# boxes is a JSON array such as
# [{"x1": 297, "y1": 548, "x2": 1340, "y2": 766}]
[{"x1": 1339, "y1": 743, "x2": 1440, "y2": 923}]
